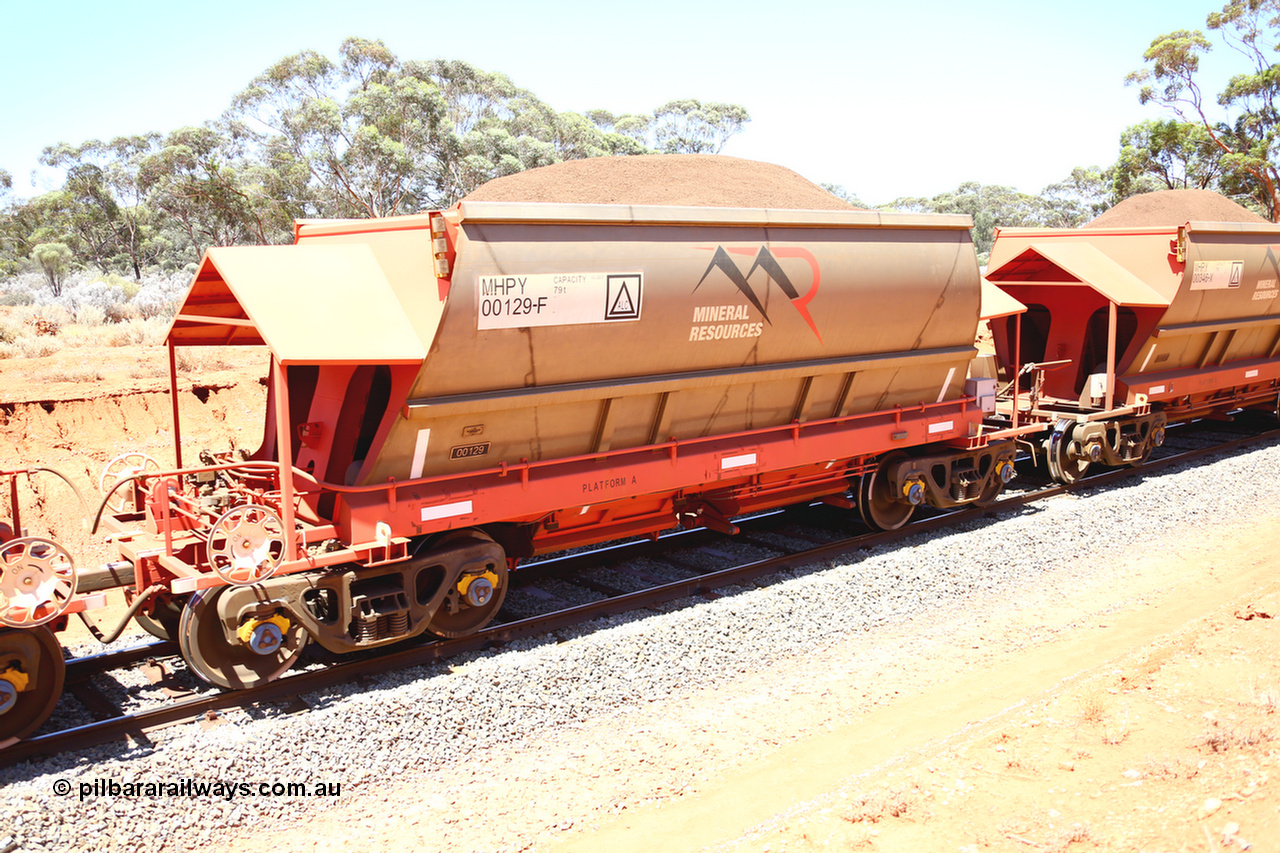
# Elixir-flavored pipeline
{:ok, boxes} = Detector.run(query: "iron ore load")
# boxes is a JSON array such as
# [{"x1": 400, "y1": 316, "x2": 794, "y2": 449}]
[{"x1": 984, "y1": 188, "x2": 1280, "y2": 482}]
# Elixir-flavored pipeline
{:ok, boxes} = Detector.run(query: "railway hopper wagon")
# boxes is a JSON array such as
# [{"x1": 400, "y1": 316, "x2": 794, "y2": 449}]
[
  {"x1": 1, "y1": 468, "x2": 105, "y2": 742},
  {"x1": 985, "y1": 219, "x2": 1280, "y2": 482},
  {"x1": 75, "y1": 202, "x2": 1016, "y2": 693}
]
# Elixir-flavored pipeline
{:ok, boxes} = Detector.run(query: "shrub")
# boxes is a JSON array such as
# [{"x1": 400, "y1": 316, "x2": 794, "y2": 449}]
[
  {"x1": 104, "y1": 301, "x2": 141, "y2": 324},
  {"x1": 0, "y1": 317, "x2": 23, "y2": 344},
  {"x1": 60, "y1": 278, "x2": 128, "y2": 320},
  {"x1": 76, "y1": 304, "x2": 107, "y2": 327},
  {"x1": 105, "y1": 317, "x2": 168, "y2": 347},
  {"x1": 27, "y1": 304, "x2": 72, "y2": 336},
  {"x1": 132, "y1": 272, "x2": 188, "y2": 319},
  {"x1": 0, "y1": 290, "x2": 34, "y2": 307},
  {"x1": 17, "y1": 335, "x2": 60, "y2": 358}
]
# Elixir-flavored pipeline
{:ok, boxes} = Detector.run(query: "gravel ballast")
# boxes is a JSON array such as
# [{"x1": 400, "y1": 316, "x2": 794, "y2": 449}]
[{"x1": 2, "y1": 436, "x2": 1278, "y2": 852}]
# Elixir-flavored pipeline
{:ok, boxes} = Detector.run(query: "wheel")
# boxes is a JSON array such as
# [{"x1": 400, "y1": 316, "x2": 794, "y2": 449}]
[
  {"x1": 99, "y1": 452, "x2": 161, "y2": 514},
  {"x1": 425, "y1": 532, "x2": 509, "y2": 639},
  {"x1": 0, "y1": 627, "x2": 65, "y2": 741},
  {"x1": 133, "y1": 594, "x2": 186, "y2": 641},
  {"x1": 206, "y1": 504, "x2": 286, "y2": 585},
  {"x1": 858, "y1": 452, "x2": 915, "y2": 531},
  {"x1": 1046, "y1": 422, "x2": 1091, "y2": 485},
  {"x1": 0, "y1": 537, "x2": 78, "y2": 628},
  {"x1": 178, "y1": 588, "x2": 306, "y2": 689}
]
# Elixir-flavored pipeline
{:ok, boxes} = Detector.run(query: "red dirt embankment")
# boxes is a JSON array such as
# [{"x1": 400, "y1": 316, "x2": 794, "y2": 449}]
[{"x1": 1, "y1": 346, "x2": 267, "y2": 567}]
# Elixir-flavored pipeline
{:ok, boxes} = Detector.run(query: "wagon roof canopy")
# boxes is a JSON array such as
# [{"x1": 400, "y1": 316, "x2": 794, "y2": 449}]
[
  {"x1": 979, "y1": 278, "x2": 1026, "y2": 320},
  {"x1": 984, "y1": 242, "x2": 1171, "y2": 308},
  {"x1": 167, "y1": 244, "x2": 427, "y2": 365}
]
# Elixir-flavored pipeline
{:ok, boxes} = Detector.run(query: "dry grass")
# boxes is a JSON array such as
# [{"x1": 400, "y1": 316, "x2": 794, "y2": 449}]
[
  {"x1": 1141, "y1": 756, "x2": 1201, "y2": 781},
  {"x1": 0, "y1": 306, "x2": 169, "y2": 362},
  {"x1": 1199, "y1": 719, "x2": 1275, "y2": 753},
  {"x1": 1245, "y1": 675, "x2": 1279, "y2": 715},
  {"x1": 40, "y1": 366, "x2": 106, "y2": 383},
  {"x1": 840, "y1": 784, "x2": 921, "y2": 824},
  {"x1": 1073, "y1": 691, "x2": 1132, "y2": 745},
  {"x1": 14, "y1": 336, "x2": 60, "y2": 358},
  {"x1": 1045, "y1": 822, "x2": 1093, "y2": 852},
  {"x1": 1101, "y1": 722, "x2": 1132, "y2": 746},
  {"x1": 1077, "y1": 693, "x2": 1107, "y2": 725},
  {"x1": 175, "y1": 350, "x2": 229, "y2": 373}
]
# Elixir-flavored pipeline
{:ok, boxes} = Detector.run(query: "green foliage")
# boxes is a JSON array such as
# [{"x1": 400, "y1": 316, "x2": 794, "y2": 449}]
[
  {"x1": 819, "y1": 183, "x2": 867, "y2": 208},
  {"x1": 0, "y1": 167, "x2": 16, "y2": 276},
  {"x1": 31, "y1": 242, "x2": 74, "y2": 295},
  {"x1": 96, "y1": 271, "x2": 140, "y2": 299},
  {"x1": 651, "y1": 100, "x2": 750, "y2": 154},
  {"x1": 885, "y1": 182, "x2": 1045, "y2": 255},
  {"x1": 1113, "y1": 119, "x2": 1225, "y2": 197},
  {"x1": 38, "y1": 135, "x2": 170, "y2": 280},
  {"x1": 1126, "y1": 1, "x2": 1280, "y2": 219},
  {"x1": 0, "y1": 290, "x2": 34, "y2": 307},
  {"x1": 0, "y1": 38, "x2": 753, "y2": 276},
  {"x1": 883, "y1": 170, "x2": 1115, "y2": 255},
  {"x1": 1041, "y1": 166, "x2": 1116, "y2": 227}
]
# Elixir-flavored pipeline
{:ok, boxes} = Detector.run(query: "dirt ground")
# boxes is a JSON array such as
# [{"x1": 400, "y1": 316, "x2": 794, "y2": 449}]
[
  {"x1": 227, "y1": 506, "x2": 1278, "y2": 853},
  {"x1": 4, "y1": 345, "x2": 1279, "y2": 852}
]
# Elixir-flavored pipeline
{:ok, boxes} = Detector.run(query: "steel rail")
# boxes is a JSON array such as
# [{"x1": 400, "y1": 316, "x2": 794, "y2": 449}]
[
  {"x1": 64, "y1": 641, "x2": 177, "y2": 684},
  {"x1": 4, "y1": 424, "x2": 1277, "y2": 767}
]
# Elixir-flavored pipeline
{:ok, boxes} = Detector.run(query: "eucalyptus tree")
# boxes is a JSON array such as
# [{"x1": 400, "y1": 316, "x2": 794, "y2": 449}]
[
  {"x1": 409, "y1": 58, "x2": 599, "y2": 202},
  {"x1": 1126, "y1": 0, "x2": 1280, "y2": 219},
  {"x1": 884, "y1": 182, "x2": 1045, "y2": 256},
  {"x1": 228, "y1": 38, "x2": 448, "y2": 218},
  {"x1": 0, "y1": 168, "x2": 16, "y2": 277},
  {"x1": 39, "y1": 134, "x2": 166, "y2": 279},
  {"x1": 138, "y1": 125, "x2": 297, "y2": 259},
  {"x1": 819, "y1": 183, "x2": 867, "y2": 208},
  {"x1": 583, "y1": 110, "x2": 656, "y2": 154},
  {"x1": 1040, "y1": 166, "x2": 1115, "y2": 227},
  {"x1": 651, "y1": 99, "x2": 751, "y2": 154},
  {"x1": 1112, "y1": 119, "x2": 1226, "y2": 197},
  {"x1": 31, "y1": 242, "x2": 73, "y2": 296}
]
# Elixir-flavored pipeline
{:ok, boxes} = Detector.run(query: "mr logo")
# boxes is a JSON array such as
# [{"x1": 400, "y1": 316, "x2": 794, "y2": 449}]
[
  {"x1": 694, "y1": 246, "x2": 822, "y2": 342},
  {"x1": 1264, "y1": 245, "x2": 1280, "y2": 280}
]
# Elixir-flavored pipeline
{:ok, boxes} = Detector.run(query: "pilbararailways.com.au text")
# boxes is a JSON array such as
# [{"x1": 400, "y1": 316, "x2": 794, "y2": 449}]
[{"x1": 58, "y1": 778, "x2": 342, "y2": 801}]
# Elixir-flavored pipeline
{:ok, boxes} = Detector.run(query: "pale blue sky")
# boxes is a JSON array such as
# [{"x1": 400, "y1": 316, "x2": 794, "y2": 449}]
[{"x1": 0, "y1": 0, "x2": 1241, "y2": 205}]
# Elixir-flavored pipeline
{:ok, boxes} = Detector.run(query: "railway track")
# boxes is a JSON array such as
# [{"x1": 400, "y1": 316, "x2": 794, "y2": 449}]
[{"x1": 4, "y1": 419, "x2": 1277, "y2": 767}]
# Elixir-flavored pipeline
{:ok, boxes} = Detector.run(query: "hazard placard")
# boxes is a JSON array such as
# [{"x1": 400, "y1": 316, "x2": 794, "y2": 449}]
[{"x1": 477, "y1": 271, "x2": 644, "y2": 329}]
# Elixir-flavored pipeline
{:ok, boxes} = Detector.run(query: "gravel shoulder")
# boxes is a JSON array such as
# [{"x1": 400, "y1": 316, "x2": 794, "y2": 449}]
[{"x1": 3, "y1": 437, "x2": 1278, "y2": 853}]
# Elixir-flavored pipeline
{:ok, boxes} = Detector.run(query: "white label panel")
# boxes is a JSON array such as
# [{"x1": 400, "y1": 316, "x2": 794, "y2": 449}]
[
  {"x1": 1190, "y1": 260, "x2": 1243, "y2": 291},
  {"x1": 721, "y1": 452, "x2": 758, "y2": 470},
  {"x1": 927, "y1": 420, "x2": 954, "y2": 435},
  {"x1": 420, "y1": 500, "x2": 474, "y2": 523},
  {"x1": 936, "y1": 367, "x2": 956, "y2": 404},
  {"x1": 1149, "y1": 384, "x2": 1166, "y2": 395},
  {"x1": 1246, "y1": 369, "x2": 1260, "y2": 379},
  {"x1": 477, "y1": 272, "x2": 642, "y2": 329},
  {"x1": 409, "y1": 428, "x2": 431, "y2": 479}
]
